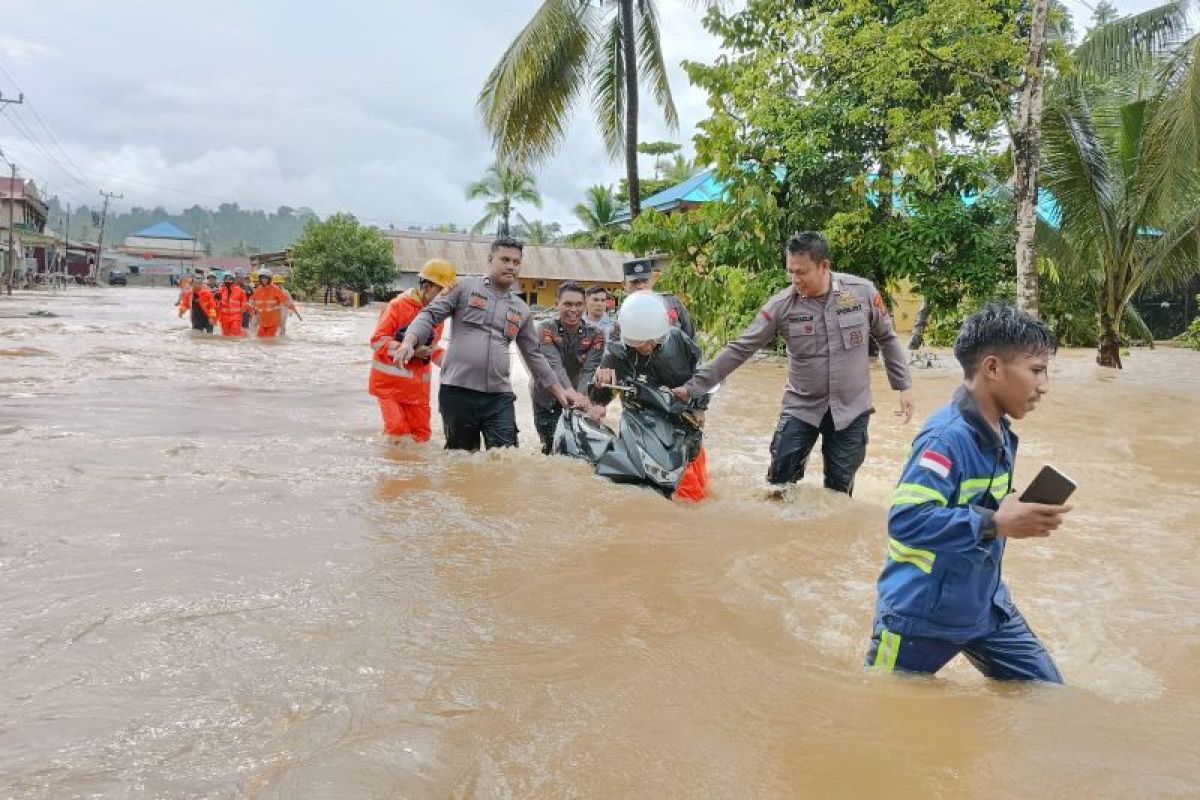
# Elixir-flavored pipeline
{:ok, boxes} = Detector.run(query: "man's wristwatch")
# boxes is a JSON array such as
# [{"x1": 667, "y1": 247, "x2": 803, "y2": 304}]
[{"x1": 978, "y1": 507, "x2": 999, "y2": 542}]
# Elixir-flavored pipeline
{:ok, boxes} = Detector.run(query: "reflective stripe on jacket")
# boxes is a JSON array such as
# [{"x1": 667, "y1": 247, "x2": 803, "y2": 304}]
[
  {"x1": 873, "y1": 386, "x2": 1018, "y2": 642},
  {"x1": 217, "y1": 285, "x2": 248, "y2": 316},
  {"x1": 368, "y1": 290, "x2": 445, "y2": 403}
]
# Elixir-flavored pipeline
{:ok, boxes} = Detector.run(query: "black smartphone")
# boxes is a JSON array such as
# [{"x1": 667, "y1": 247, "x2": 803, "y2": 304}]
[{"x1": 1019, "y1": 465, "x2": 1077, "y2": 505}]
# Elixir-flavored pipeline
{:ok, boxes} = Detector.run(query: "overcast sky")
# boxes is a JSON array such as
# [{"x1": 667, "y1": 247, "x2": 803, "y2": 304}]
[{"x1": 0, "y1": 0, "x2": 1168, "y2": 233}]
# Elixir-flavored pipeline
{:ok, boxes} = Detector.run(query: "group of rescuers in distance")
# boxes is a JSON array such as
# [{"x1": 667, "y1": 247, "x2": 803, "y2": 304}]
[
  {"x1": 369, "y1": 231, "x2": 1072, "y2": 685},
  {"x1": 176, "y1": 268, "x2": 301, "y2": 338}
]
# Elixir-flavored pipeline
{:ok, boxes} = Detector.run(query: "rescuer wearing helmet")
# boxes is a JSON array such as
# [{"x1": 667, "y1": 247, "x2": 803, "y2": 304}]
[
  {"x1": 249, "y1": 267, "x2": 301, "y2": 338},
  {"x1": 589, "y1": 292, "x2": 711, "y2": 502},
  {"x1": 368, "y1": 259, "x2": 457, "y2": 443},
  {"x1": 216, "y1": 272, "x2": 249, "y2": 337}
]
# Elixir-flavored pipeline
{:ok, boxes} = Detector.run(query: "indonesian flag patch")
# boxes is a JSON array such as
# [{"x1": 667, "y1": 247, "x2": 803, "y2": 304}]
[{"x1": 918, "y1": 450, "x2": 952, "y2": 479}]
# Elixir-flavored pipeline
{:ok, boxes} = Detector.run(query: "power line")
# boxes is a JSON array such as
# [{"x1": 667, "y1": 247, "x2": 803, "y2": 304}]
[
  {"x1": 0, "y1": 107, "x2": 93, "y2": 196},
  {"x1": 0, "y1": 58, "x2": 90, "y2": 185}
]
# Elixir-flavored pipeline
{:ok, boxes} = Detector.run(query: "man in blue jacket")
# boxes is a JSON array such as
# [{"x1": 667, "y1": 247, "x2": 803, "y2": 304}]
[{"x1": 867, "y1": 303, "x2": 1071, "y2": 682}]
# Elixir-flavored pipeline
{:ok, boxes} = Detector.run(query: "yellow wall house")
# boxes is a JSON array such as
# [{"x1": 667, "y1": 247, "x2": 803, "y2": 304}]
[{"x1": 387, "y1": 231, "x2": 625, "y2": 308}]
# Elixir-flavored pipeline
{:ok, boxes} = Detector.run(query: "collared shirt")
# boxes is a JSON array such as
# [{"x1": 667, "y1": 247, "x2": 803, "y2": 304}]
[
  {"x1": 406, "y1": 275, "x2": 560, "y2": 395},
  {"x1": 684, "y1": 272, "x2": 911, "y2": 430},
  {"x1": 530, "y1": 317, "x2": 604, "y2": 410},
  {"x1": 590, "y1": 328, "x2": 709, "y2": 411},
  {"x1": 585, "y1": 312, "x2": 615, "y2": 340}
]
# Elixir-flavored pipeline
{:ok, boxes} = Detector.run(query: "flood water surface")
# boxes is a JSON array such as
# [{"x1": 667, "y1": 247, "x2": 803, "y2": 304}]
[{"x1": 1, "y1": 288, "x2": 1198, "y2": 798}]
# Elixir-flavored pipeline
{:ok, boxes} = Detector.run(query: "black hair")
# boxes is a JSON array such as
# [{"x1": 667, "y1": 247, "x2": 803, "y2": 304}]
[
  {"x1": 490, "y1": 236, "x2": 525, "y2": 254},
  {"x1": 557, "y1": 281, "x2": 585, "y2": 300},
  {"x1": 786, "y1": 231, "x2": 830, "y2": 263},
  {"x1": 417, "y1": 278, "x2": 436, "y2": 290},
  {"x1": 954, "y1": 302, "x2": 1057, "y2": 378},
  {"x1": 584, "y1": 285, "x2": 608, "y2": 298}
]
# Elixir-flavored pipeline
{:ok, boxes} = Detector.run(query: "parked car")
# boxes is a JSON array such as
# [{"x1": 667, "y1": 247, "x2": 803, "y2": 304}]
[{"x1": 108, "y1": 272, "x2": 127, "y2": 286}]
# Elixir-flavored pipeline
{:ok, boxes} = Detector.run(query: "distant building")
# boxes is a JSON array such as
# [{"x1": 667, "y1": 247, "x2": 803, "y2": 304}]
[
  {"x1": 0, "y1": 177, "x2": 49, "y2": 282},
  {"x1": 386, "y1": 230, "x2": 626, "y2": 308},
  {"x1": 113, "y1": 221, "x2": 202, "y2": 278}
]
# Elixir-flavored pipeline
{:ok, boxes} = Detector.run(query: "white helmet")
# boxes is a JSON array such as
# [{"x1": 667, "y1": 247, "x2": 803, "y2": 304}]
[
  {"x1": 618, "y1": 293, "x2": 670, "y2": 343},
  {"x1": 257, "y1": 267, "x2": 272, "y2": 278}
]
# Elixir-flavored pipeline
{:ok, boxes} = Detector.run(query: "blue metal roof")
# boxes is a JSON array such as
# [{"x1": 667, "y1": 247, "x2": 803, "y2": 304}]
[{"x1": 133, "y1": 221, "x2": 194, "y2": 240}]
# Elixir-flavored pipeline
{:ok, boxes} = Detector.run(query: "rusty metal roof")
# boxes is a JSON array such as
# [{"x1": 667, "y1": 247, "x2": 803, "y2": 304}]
[{"x1": 387, "y1": 231, "x2": 626, "y2": 284}]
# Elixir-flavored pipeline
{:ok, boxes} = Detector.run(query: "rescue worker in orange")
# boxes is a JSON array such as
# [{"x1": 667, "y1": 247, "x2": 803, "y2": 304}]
[
  {"x1": 178, "y1": 274, "x2": 218, "y2": 332},
  {"x1": 368, "y1": 259, "x2": 457, "y2": 443},
  {"x1": 216, "y1": 272, "x2": 249, "y2": 337},
  {"x1": 249, "y1": 268, "x2": 301, "y2": 337}
]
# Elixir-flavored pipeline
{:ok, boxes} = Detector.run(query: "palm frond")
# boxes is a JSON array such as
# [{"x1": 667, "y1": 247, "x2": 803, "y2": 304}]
[
  {"x1": 477, "y1": 0, "x2": 594, "y2": 166},
  {"x1": 1122, "y1": 302, "x2": 1156, "y2": 344},
  {"x1": 1138, "y1": 34, "x2": 1200, "y2": 214},
  {"x1": 635, "y1": 0, "x2": 679, "y2": 130},
  {"x1": 1074, "y1": 0, "x2": 1190, "y2": 77},
  {"x1": 591, "y1": 10, "x2": 627, "y2": 158}
]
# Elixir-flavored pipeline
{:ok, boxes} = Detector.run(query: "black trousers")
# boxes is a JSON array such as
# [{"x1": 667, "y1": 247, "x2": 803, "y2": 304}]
[
  {"x1": 533, "y1": 403, "x2": 564, "y2": 455},
  {"x1": 767, "y1": 409, "x2": 871, "y2": 495},
  {"x1": 439, "y1": 384, "x2": 519, "y2": 451}
]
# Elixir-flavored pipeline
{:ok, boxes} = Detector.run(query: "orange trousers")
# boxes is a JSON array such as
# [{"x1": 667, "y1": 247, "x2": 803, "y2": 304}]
[
  {"x1": 378, "y1": 398, "x2": 432, "y2": 443},
  {"x1": 257, "y1": 323, "x2": 281, "y2": 338},
  {"x1": 219, "y1": 314, "x2": 245, "y2": 337},
  {"x1": 674, "y1": 446, "x2": 709, "y2": 503}
]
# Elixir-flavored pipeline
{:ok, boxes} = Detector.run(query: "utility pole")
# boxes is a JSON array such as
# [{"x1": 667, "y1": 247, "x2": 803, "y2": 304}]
[
  {"x1": 63, "y1": 202, "x2": 71, "y2": 286},
  {"x1": 1, "y1": 147, "x2": 15, "y2": 296},
  {"x1": 93, "y1": 190, "x2": 122, "y2": 284}
]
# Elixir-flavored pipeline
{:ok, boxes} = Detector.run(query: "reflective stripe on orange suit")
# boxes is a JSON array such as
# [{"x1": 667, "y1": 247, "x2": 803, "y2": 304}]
[
  {"x1": 674, "y1": 446, "x2": 709, "y2": 503},
  {"x1": 183, "y1": 287, "x2": 218, "y2": 319},
  {"x1": 368, "y1": 290, "x2": 445, "y2": 442},
  {"x1": 217, "y1": 285, "x2": 248, "y2": 337},
  {"x1": 250, "y1": 284, "x2": 295, "y2": 337}
]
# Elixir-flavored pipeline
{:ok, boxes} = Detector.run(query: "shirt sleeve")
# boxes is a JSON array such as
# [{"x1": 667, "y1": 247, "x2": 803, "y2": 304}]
[
  {"x1": 370, "y1": 301, "x2": 401, "y2": 356},
  {"x1": 888, "y1": 430, "x2": 987, "y2": 552},
  {"x1": 406, "y1": 283, "x2": 461, "y2": 346},
  {"x1": 588, "y1": 339, "x2": 625, "y2": 406},
  {"x1": 516, "y1": 314, "x2": 562, "y2": 391},
  {"x1": 869, "y1": 286, "x2": 912, "y2": 391},
  {"x1": 672, "y1": 297, "x2": 696, "y2": 340},
  {"x1": 577, "y1": 333, "x2": 604, "y2": 392},
  {"x1": 685, "y1": 296, "x2": 780, "y2": 396},
  {"x1": 681, "y1": 334, "x2": 711, "y2": 411}
]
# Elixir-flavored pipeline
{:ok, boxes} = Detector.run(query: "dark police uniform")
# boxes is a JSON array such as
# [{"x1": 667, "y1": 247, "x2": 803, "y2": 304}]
[{"x1": 530, "y1": 317, "x2": 604, "y2": 454}]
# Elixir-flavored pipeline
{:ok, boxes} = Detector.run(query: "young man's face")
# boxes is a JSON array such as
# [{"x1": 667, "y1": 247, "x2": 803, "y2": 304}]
[
  {"x1": 624, "y1": 275, "x2": 653, "y2": 294},
  {"x1": 586, "y1": 292, "x2": 608, "y2": 318},
  {"x1": 489, "y1": 246, "x2": 522, "y2": 290},
  {"x1": 992, "y1": 351, "x2": 1051, "y2": 419},
  {"x1": 626, "y1": 339, "x2": 657, "y2": 356},
  {"x1": 557, "y1": 290, "x2": 585, "y2": 327},
  {"x1": 786, "y1": 251, "x2": 832, "y2": 298}
]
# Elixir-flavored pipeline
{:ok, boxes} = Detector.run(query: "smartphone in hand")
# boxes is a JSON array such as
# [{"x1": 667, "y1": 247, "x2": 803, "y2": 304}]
[{"x1": 1019, "y1": 465, "x2": 1077, "y2": 505}]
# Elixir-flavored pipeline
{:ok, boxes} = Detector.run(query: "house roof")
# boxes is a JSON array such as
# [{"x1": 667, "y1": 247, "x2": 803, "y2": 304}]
[
  {"x1": 387, "y1": 231, "x2": 626, "y2": 284},
  {"x1": 613, "y1": 168, "x2": 725, "y2": 223},
  {"x1": 133, "y1": 221, "x2": 195, "y2": 240}
]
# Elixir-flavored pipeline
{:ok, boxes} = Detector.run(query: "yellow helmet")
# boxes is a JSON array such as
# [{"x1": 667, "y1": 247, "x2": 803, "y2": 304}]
[
  {"x1": 272, "y1": 274, "x2": 285, "y2": 284},
  {"x1": 418, "y1": 258, "x2": 456, "y2": 289}
]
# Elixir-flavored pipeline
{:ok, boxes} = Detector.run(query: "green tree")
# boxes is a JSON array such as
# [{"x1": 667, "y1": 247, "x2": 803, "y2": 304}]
[
  {"x1": 466, "y1": 161, "x2": 542, "y2": 236},
  {"x1": 515, "y1": 216, "x2": 563, "y2": 244},
  {"x1": 1037, "y1": 82, "x2": 1200, "y2": 367},
  {"x1": 291, "y1": 213, "x2": 396, "y2": 303},
  {"x1": 477, "y1": 1, "x2": 703, "y2": 220},
  {"x1": 567, "y1": 184, "x2": 626, "y2": 248},
  {"x1": 663, "y1": 153, "x2": 698, "y2": 183},
  {"x1": 638, "y1": 140, "x2": 682, "y2": 178}
]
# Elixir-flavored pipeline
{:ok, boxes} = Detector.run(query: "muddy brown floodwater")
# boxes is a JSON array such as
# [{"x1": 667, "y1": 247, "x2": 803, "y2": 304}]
[{"x1": 1, "y1": 287, "x2": 1198, "y2": 799}]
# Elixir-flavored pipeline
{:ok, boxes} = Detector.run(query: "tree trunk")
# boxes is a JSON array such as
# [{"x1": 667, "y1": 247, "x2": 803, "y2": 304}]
[
  {"x1": 501, "y1": 201, "x2": 511, "y2": 237},
  {"x1": 620, "y1": 0, "x2": 641, "y2": 220},
  {"x1": 1013, "y1": 0, "x2": 1051, "y2": 319},
  {"x1": 1097, "y1": 311, "x2": 1123, "y2": 368},
  {"x1": 909, "y1": 300, "x2": 932, "y2": 350}
]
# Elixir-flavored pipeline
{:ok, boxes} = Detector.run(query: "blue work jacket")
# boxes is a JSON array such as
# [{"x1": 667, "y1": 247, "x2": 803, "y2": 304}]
[{"x1": 873, "y1": 386, "x2": 1019, "y2": 642}]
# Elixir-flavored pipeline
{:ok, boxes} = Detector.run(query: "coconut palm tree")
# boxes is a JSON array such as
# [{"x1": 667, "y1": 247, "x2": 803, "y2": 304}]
[
  {"x1": 478, "y1": 1, "x2": 710, "y2": 220},
  {"x1": 466, "y1": 162, "x2": 542, "y2": 236},
  {"x1": 567, "y1": 184, "x2": 626, "y2": 248},
  {"x1": 663, "y1": 153, "x2": 698, "y2": 183},
  {"x1": 1037, "y1": 82, "x2": 1200, "y2": 367},
  {"x1": 515, "y1": 216, "x2": 563, "y2": 245}
]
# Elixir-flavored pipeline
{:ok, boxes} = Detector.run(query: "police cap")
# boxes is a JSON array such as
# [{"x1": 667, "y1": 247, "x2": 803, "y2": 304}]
[{"x1": 623, "y1": 258, "x2": 653, "y2": 279}]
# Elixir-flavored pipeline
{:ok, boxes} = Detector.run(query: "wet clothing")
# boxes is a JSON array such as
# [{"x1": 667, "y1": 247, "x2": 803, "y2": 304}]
[
  {"x1": 406, "y1": 275, "x2": 561, "y2": 450},
  {"x1": 867, "y1": 386, "x2": 1061, "y2": 682},
  {"x1": 406, "y1": 275, "x2": 560, "y2": 396},
  {"x1": 368, "y1": 290, "x2": 446, "y2": 443},
  {"x1": 590, "y1": 328, "x2": 710, "y2": 501},
  {"x1": 768, "y1": 408, "x2": 871, "y2": 494},
  {"x1": 250, "y1": 283, "x2": 296, "y2": 338},
  {"x1": 216, "y1": 284, "x2": 249, "y2": 337},
  {"x1": 438, "y1": 384, "x2": 518, "y2": 451},
  {"x1": 180, "y1": 286, "x2": 217, "y2": 332},
  {"x1": 683, "y1": 273, "x2": 910, "y2": 491},
  {"x1": 530, "y1": 318, "x2": 604, "y2": 453}
]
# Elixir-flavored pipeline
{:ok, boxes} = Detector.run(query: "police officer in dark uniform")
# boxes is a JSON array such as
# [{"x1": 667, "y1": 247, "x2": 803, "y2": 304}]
[
  {"x1": 530, "y1": 282, "x2": 604, "y2": 453},
  {"x1": 619, "y1": 257, "x2": 695, "y2": 340}
]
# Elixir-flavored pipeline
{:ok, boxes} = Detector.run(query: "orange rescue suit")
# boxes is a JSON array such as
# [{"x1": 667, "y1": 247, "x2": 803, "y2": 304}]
[
  {"x1": 179, "y1": 286, "x2": 218, "y2": 321},
  {"x1": 250, "y1": 283, "x2": 295, "y2": 337},
  {"x1": 216, "y1": 284, "x2": 249, "y2": 337},
  {"x1": 368, "y1": 290, "x2": 446, "y2": 442}
]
